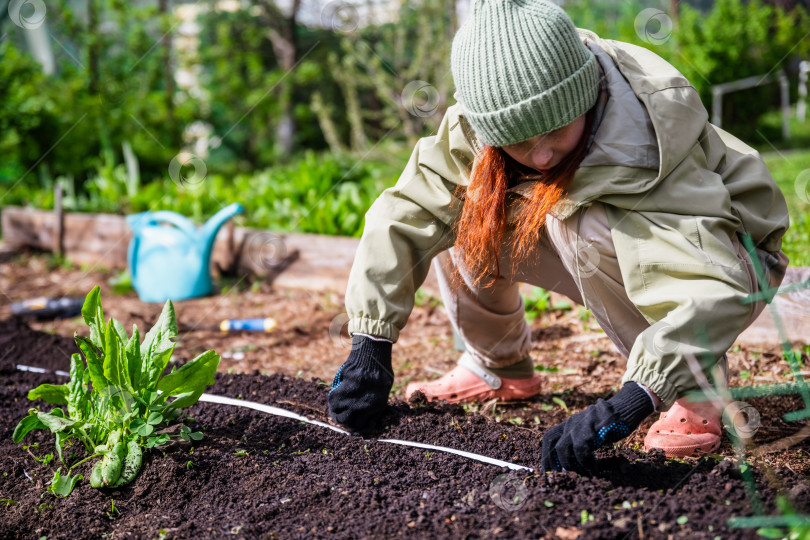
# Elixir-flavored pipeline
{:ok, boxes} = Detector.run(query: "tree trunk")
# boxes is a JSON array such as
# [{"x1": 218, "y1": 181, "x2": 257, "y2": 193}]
[{"x1": 267, "y1": 0, "x2": 301, "y2": 156}]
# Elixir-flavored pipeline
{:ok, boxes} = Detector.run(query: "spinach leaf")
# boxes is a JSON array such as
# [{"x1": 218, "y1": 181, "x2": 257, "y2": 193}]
[
  {"x1": 67, "y1": 354, "x2": 88, "y2": 421},
  {"x1": 102, "y1": 323, "x2": 130, "y2": 390},
  {"x1": 157, "y1": 350, "x2": 220, "y2": 397},
  {"x1": 27, "y1": 384, "x2": 69, "y2": 405},
  {"x1": 36, "y1": 409, "x2": 75, "y2": 433},
  {"x1": 165, "y1": 389, "x2": 204, "y2": 410},
  {"x1": 75, "y1": 336, "x2": 107, "y2": 392},
  {"x1": 140, "y1": 301, "x2": 177, "y2": 386},
  {"x1": 81, "y1": 286, "x2": 106, "y2": 350},
  {"x1": 12, "y1": 412, "x2": 46, "y2": 443},
  {"x1": 112, "y1": 319, "x2": 128, "y2": 346},
  {"x1": 125, "y1": 325, "x2": 142, "y2": 389},
  {"x1": 47, "y1": 468, "x2": 83, "y2": 498}
]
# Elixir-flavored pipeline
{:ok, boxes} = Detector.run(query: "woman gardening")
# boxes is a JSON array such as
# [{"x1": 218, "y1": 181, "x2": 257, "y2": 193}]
[{"x1": 327, "y1": 0, "x2": 789, "y2": 474}]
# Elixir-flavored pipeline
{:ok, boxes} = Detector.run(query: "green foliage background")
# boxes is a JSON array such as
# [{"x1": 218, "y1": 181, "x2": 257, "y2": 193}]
[{"x1": 1, "y1": 0, "x2": 808, "y2": 243}]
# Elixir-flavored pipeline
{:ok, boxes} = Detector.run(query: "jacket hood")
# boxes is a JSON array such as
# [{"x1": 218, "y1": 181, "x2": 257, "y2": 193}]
[
  {"x1": 583, "y1": 30, "x2": 708, "y2": 174},
  {"x1": 550, "y1": 30, "x2": 709, "y2": 218},
  {"x1": 486, "y1": 30, "x2": 708, "y2": 219}
]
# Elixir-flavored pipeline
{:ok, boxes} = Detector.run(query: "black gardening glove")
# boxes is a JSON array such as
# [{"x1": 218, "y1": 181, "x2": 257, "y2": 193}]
[
  {"x1": 328, "y1": 335, "x2": 394, "y2": 435},
  {"x1": 541, "y1": 382, "x2": 654, "y2": 475}
]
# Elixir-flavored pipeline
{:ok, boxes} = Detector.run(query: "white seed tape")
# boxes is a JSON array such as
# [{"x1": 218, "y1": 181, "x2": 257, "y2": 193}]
[
  {"x1": 376, "y1": 438, "x2": 533, "y2": 471},
  {"x1": 17, "y1": 364, "x2": 70, "y2": 377},
  {"x1": 196, "y1": 393, "x2": 347, "y2": 435},
  {"x1": 15, "y1": 365, "x2": 534, "y2": 472},
  {"x1": 198, "y1": 394, "x2": 533, "y2": 471}
]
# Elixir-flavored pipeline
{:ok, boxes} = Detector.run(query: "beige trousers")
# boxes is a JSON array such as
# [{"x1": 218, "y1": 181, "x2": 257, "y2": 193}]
[{"x1": 434, "y1": 202, "x2": 783, "y2": 380}]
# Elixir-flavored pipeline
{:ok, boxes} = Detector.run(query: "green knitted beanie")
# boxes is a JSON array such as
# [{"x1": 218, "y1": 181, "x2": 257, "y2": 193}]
[{"x1": 451, "y1": 0, "x2": 600, "y2": 147}]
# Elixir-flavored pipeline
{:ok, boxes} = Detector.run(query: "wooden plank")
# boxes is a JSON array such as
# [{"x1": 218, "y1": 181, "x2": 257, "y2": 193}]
[
  {"x1": 2, "y1": 207, "x2": 54, "y2": 249},
  {"x1": 61, "y1": 212, "x2": 131, "y2": 270},
  {"x1": 53, "y1": 185, "x2": 64, "y2": 256}
]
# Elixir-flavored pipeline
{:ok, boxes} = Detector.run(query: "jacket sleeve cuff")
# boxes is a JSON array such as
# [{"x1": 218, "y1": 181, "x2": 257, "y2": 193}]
[
  {"x1": 621, "y1": 365, "x2": 680, "y2": 411},
  {"x1": 348, "y1": 317, "x2": 400, "y2": 342}
]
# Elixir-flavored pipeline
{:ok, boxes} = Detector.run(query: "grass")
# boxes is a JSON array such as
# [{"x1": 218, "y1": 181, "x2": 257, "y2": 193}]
[
  {"x1": 761, "y1": 148, "x2": 810, "y2": 267},
  {"x1": 0, "y1": 145, "x2": 410, "y2": 239},
  {"x1": 744, "y1": 107, "x2": 810, "y2": 266},
  {"x1": 752, "y1": 110, "x2": 810, "y2": 154}
]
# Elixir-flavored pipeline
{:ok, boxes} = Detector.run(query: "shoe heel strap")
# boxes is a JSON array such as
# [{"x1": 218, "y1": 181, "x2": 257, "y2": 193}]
[{"x1": 458, "y1": 353, "x2": 502, "y2": 390}]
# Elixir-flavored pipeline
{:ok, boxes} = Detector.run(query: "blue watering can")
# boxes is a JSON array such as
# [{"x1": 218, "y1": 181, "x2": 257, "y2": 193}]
[{"x1": 126, "y1": 203, "x2": 244, "y2": 303}]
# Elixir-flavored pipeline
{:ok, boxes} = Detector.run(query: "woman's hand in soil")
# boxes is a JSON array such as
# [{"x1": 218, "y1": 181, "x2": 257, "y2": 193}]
[
  {"x1": 328, "y1": 334, "x2": 394, "y2": 435},
  {"x1": 540, "y1": 382, "x2": 654, "y2": 475}
]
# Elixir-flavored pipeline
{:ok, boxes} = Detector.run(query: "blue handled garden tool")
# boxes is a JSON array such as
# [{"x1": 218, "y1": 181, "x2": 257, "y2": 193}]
[
  {"x1": 126, "y1": 203, "x2": 243, "y2": 303},
  {"x1": 181, "y1": 317, "x2": 278, "y2": 333}
]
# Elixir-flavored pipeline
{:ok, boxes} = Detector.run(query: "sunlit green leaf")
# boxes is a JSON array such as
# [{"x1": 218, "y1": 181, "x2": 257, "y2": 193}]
[
  {"x1": 47, "y1": 468, "x2": 82, "y2": 498},
  {"x1": 27, "y1": 384, "x2": 69, "y2": 406}
]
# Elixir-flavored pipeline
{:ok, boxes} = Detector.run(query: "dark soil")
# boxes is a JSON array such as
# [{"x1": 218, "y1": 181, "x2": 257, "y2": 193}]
[{"x1": 2, "y1": 320, "x2": 810, "y2": 539}]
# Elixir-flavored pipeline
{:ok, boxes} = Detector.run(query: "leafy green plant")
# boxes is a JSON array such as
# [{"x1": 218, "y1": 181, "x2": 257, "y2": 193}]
[
  {"x1": 108, "y1": 269, "x2": 134, "y2": 295},
  {"x1": 3, "y1": 149, "x2": 399, "y2": 239},
  {"x1": 47, "y1": 468, "x2": 83, "y2": 498},
  {"x1": 524, "y1": 287, "x2": 550, "y2": 323},
  {"x1": 106, "y1": 498, "x2": 120, "y2": 520},
  {"x1": 414, "y1": 288, "x2": 442, "y2": 308},
  {"x1": 524, "y1": 287, "x2": 571, "y2": 323},
  {"x1": 552, "y1": 397, "x2": 570, "y2": 414},
  {"x1": 13, "y1": 286, "x2": 220, "y2": 495}
]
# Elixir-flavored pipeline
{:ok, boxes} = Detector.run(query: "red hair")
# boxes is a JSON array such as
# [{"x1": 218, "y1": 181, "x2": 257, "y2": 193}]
[{"x1": 453, "y1": 108, "x2": 595, "y2": 287}]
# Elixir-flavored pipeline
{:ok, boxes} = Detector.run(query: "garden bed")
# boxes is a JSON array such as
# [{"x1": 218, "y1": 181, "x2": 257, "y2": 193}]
[{"x1": 2, "y1": 317, "x2": 810, "y2": 539}]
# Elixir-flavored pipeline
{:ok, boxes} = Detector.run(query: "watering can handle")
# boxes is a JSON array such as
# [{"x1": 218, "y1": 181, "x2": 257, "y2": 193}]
[{"x1": 138, "y1": 211, "x2": 198, "y2": 238}]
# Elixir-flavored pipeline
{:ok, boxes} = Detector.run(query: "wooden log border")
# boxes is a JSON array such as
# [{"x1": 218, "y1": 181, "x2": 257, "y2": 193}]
[
  {"x1": 1, "y1": 206, "x2": 807, "y2": 347},
  {"x1": 0, "y1": 206, "x2": 363, "y2": 293}
]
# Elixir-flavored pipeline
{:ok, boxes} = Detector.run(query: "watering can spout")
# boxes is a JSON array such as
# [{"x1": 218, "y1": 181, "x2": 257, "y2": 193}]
[{"x1": 200, "y1": 202, "x2": 244, "y2": 259}]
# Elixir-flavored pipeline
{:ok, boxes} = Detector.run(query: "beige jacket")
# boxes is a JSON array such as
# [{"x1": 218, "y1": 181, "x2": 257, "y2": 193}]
[{"x1": 345, "y1": 30, "x2": 789, "y2": 407}]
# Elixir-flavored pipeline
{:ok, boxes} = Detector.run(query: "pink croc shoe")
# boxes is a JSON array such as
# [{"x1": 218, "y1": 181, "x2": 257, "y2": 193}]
[
  {"x1": 644, "y1": 397, "x2": 722, "y2": 458},
  {"x1": 404, "y1": 353, "x2": 542, "y2": 403}
]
